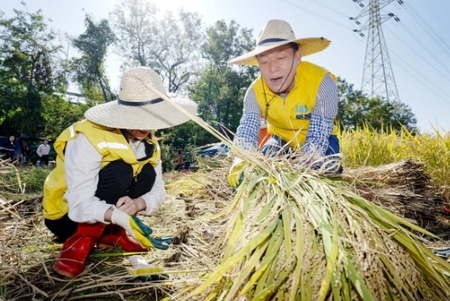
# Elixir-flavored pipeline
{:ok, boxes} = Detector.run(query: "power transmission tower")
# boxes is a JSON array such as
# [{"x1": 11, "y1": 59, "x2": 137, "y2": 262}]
[{"x1": 350, "y1": 0, "x2": 402, "y2": 102}]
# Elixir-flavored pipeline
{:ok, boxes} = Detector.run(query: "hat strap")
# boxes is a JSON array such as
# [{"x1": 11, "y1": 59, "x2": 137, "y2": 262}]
[
  {"x1": 118, "y1": 98, "x2": 164, "y2": 106},
  {"x1": 257, "y1": 38, "x2": 288, "y2": 46}
]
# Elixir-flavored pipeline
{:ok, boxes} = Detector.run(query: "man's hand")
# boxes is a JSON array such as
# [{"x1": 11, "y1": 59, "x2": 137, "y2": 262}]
[
  {"x1": 228, "y1": 158, "x2": 248, "y2": 188},
  {"x1": 111, "y1": 209, "x2": 173, "y2": 250}
]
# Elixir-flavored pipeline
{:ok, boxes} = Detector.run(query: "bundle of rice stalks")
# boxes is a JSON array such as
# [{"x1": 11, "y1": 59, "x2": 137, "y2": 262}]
[
  {"x1": 171, "y1": 155, "x2": 450, "y2": 301},
  {"x1": 345, "y1": 160, "x2": 450, "y2": 237}
]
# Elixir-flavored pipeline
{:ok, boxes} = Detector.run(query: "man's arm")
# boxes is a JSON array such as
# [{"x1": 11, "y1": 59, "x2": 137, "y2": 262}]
[
  {"x1": 234, "y1": 87, "x2": 262, "y2": 151},
  {"x1": 301, "y1": 74, "x2": 338, "y2": 157}
]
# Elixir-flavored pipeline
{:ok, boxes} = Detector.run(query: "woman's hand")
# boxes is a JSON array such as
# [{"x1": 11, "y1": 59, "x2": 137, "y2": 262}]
[{"x1": 116, "y1": 196, "x2": 146, "y2": 215}]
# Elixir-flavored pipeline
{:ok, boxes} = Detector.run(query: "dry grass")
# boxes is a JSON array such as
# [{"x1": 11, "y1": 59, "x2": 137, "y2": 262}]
[
  {"x1": 0, "y1": 164, "x2": 236, "y2": 300},
  {"x1": 1, "y1": 159, "x2": 450, "y2": 300}
]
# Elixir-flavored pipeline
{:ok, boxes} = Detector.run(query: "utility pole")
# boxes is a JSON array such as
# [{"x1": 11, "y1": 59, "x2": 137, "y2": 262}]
[{"x1": 350, "y1": 0, "x2": 402, "y2": 102}]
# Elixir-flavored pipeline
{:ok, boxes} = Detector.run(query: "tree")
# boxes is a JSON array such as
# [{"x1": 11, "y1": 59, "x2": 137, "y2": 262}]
[
  {"x1": 109, "y1": 0, "x2": 158, "y2": 67},
  {"x1": 110, "y1": 0, "x2": 204, "y2": 93},
  {"x1": 70, "y1": 15, "x2": 116, "y2": 104},
  {"x1": 0, "y1": 5, "x2": 64, "y2": 135},
  {"x1": 189, "y1": 20, "x2": 258, "y2": 137},
  {"x1": 336, "y1": 78, "x2": 417, "y2": 132}
]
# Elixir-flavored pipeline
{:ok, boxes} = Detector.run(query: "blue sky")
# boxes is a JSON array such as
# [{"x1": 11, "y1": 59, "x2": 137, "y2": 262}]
[{"x1": 3, "y1": 0, "x2": 450, "y2": 133}]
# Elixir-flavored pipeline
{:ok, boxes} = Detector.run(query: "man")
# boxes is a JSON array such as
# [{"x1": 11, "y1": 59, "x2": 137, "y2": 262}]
[
  {"x1": 1, "y1": 135, "x2": 16, "y2": 160},
  {"x1": 36, "y1": 139, "x2": 51, "y2": 167},
  {"x1": 43, "y1": 66, "x2": 197, "y2": 278},
  {"x1": 229, "y1": 19, "x2": 342, "y2": 174}
]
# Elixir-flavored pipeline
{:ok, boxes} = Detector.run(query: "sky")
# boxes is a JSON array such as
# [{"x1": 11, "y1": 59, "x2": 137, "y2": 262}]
[{"x1": 2, "y1": 0, "x2": 450, "y2": 133}]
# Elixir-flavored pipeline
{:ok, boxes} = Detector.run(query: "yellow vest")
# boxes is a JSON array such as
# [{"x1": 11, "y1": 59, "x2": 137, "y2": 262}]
[
  {"x1": 253, "y1": 61, "x2": 338, "y2": 151},
  {"x1": 43, "y1": 119, "x2": 161, "y2": 220}
]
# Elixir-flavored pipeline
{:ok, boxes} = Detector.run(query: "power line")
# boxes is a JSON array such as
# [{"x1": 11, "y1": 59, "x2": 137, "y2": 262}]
[
  {"x1": 278, "y1": 0, "x2": 352, "y2": 30},
  {"x1": 398, "y1": 22, "x2": 450, "y2": 76},
  {"x1": 386, "y1": 27, "x2": 450, "y2": 81},
  {"x1": 305, "y1": 0, "x2": 349, "y2": 18},
  {"x1": 389, "y1": 50, "x2": 450, "y2": 117},
  {"x1": 402, "y1": 1, "x2": 450, "y2": 56}
]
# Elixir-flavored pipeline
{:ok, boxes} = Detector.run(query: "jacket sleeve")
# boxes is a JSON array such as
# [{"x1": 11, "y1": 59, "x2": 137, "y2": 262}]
[{"x1": 65, "y1": 133, "x2": 112, "y2": 224}]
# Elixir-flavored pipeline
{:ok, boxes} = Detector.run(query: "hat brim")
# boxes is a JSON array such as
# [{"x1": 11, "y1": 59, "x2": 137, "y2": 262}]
[
  {"x1": 228, "y1": 37, "x2": 331, "y2": 66},
  {"x1": 84, "y1": 96, "x2": 198, "y2": 130}
]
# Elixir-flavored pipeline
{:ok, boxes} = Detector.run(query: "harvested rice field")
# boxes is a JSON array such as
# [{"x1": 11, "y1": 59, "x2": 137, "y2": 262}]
[{"x1": 1, "y1": 156, "x2": 450, "y2": 300}]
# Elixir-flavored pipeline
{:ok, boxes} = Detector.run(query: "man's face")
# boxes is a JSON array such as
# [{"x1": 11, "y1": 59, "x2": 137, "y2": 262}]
[{"x1": 257, "y1": 44, "x2": 301, "y2": 93}]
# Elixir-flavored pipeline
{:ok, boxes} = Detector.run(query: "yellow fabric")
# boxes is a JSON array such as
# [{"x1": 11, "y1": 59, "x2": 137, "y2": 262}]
[
  {"x1": 43, "y1": 119, "x2": 161, "y2": 220},
  {"x1": 253, "y1": 61, "x2": 339, "y2": 151},
  {"x1": 227, "y1": 158, "x2": 248, "y2": 188}
]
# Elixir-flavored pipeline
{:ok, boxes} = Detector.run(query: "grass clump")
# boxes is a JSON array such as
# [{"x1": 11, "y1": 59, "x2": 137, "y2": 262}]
[{"x1": 0, "y1": 163, "x2": 51, "y2": 198}]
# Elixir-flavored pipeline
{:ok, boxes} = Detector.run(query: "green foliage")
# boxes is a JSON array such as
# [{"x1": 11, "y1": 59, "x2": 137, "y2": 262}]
[
  {"x1": 1, "y1": 165, "x2": 51, "y2": 195},
  {"x1": 336, "y1": 78, "x2": 417, "y2": 132},
  {"x1": 70, "y1": 14, "x2": 116, "y2": 103},
  {"x1": 151, "y1": 20, "x2": 259, "y2": 170},
  {"x1": 0, "y1": 4, "x2": 64, "y2": 135},
  {"x1": 189, "y1": 20, "x2": 258, "y2": 135},
  {"x1": 157, "y1": 121, "x2": 212, "y2": 171},
  {"x1": 40, "y1": 94, "x2": 86, "y2": 139},
  {"x1": 20, "y1": 166, "x2": 51, "y2": 193}
]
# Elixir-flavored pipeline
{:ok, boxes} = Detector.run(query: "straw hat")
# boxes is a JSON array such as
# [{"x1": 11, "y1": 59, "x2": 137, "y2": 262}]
[
  {"x1": 84, "y1": 67, "x2": 197, "y2": 130},
  {"x1": 228, "y1": 19, "x2": 331, "y2": 66}
]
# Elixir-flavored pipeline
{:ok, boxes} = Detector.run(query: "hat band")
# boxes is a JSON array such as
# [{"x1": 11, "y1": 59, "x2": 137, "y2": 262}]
[
  {"x1": 118, "y1": 97, "x2": 164, "y2": 106},
  {"x1": 257, "y1": 38, "x2": 288, "y2": 46}
]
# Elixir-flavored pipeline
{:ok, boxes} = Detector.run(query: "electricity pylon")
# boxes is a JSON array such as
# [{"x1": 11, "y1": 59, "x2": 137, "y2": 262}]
[{"x1": 350, "y1": 0, "x2": 401, "y2": 102}]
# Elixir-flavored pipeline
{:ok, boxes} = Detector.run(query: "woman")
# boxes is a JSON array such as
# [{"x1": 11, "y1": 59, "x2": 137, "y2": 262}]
[{"x1": 43, "y1": 66, "x2": 197, "y2": 279}]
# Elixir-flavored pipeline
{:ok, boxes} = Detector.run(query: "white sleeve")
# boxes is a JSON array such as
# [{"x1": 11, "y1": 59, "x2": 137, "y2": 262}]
[
  {"x1": 36, "y1": 145, "x2": 42, "y2": 157},
  {"x1": 64, "y1": 133, "x2": 112, "y2": 224},
  {"x1": 139, "y1": 161, "x2": 166, "y2": 215}
]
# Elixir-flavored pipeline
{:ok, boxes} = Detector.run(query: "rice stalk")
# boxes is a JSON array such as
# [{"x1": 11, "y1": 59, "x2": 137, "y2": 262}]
[{"x1": 172, "y1": 155, "x2": 450, "y2": 301}]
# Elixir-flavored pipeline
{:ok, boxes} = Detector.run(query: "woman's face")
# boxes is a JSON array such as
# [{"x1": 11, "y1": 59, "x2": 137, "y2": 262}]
[
  {"x1": 127, "y1": 130, "x2": 150, "y2": 140},
  {"x1": 9, "y1": 136, "x2": 14, "y2": 142}
]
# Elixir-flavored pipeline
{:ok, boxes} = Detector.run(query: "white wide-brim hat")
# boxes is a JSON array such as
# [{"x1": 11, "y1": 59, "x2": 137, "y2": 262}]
[
  {"x1": 228, "y1": 19, "x2": 331, "y2": 66},
  {"x1": 84, "y1": 67, "x2": 198, "y2": 130}
]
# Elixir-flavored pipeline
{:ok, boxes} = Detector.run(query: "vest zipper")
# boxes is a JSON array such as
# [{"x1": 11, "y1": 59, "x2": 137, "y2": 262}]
[{"x1": 280, "y1": 93, "x2": 287, "y2": 109}]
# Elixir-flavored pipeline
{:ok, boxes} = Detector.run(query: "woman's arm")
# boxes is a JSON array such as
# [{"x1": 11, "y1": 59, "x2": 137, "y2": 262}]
[{"x1": 64, "y1": 133, "x2": 112, "y2": 224}]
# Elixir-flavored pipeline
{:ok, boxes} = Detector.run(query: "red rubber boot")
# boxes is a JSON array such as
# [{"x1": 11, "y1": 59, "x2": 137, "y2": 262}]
[
  {"x1": 53, "y1": 222, "x2": 105, "y2": 279},
  {"x1": 98, "y1": 224, "x2": 149, "y2": 252}
]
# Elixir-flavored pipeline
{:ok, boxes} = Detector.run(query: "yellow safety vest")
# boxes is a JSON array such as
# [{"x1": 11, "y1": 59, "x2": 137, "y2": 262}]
[
  {"x1": 43, "y1": 119, "x2": 161, "y2": 220},
  {"x1": 253, "y1": 61, "x2": 339, "y2": 151}
]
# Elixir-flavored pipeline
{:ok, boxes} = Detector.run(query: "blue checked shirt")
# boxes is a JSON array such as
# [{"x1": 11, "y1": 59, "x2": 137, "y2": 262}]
[{"x1": 234, "y1": 74, "x2": 338, "y2": 156}]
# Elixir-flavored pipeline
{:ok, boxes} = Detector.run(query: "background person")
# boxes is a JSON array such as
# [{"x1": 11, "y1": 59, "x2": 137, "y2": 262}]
[
  {"x1": 43, "y1": 66, "x2": 197, "y2": 279},
  {"x1": 36, "y1": 139, "x2": 51, "y2": 167},
  {"x1": 176, "y1": 149, "x2": 184, "y2": 171},
  {"x1": 1, "y1": 135, "x2": 16, "y2": 160}
]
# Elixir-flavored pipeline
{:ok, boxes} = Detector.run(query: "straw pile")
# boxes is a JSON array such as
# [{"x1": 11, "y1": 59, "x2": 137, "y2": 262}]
[
  {"x1": 1, "y1": 158, "x2": 450, "y2": 300},
  {"x1": 345, "y1": 160, "x2": 450, "y2": 238},
  {"x1": 171, "y1": 156, "x2": 450, "y2": 300}
]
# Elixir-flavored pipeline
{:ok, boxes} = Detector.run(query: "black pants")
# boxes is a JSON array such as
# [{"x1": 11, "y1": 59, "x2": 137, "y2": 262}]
[
  {"x1": 45, "y1": 160, "x2": 157, "y2": 241},
  {"x1": 40, "y1": 155, "x2": 49, "y2": 166}
]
